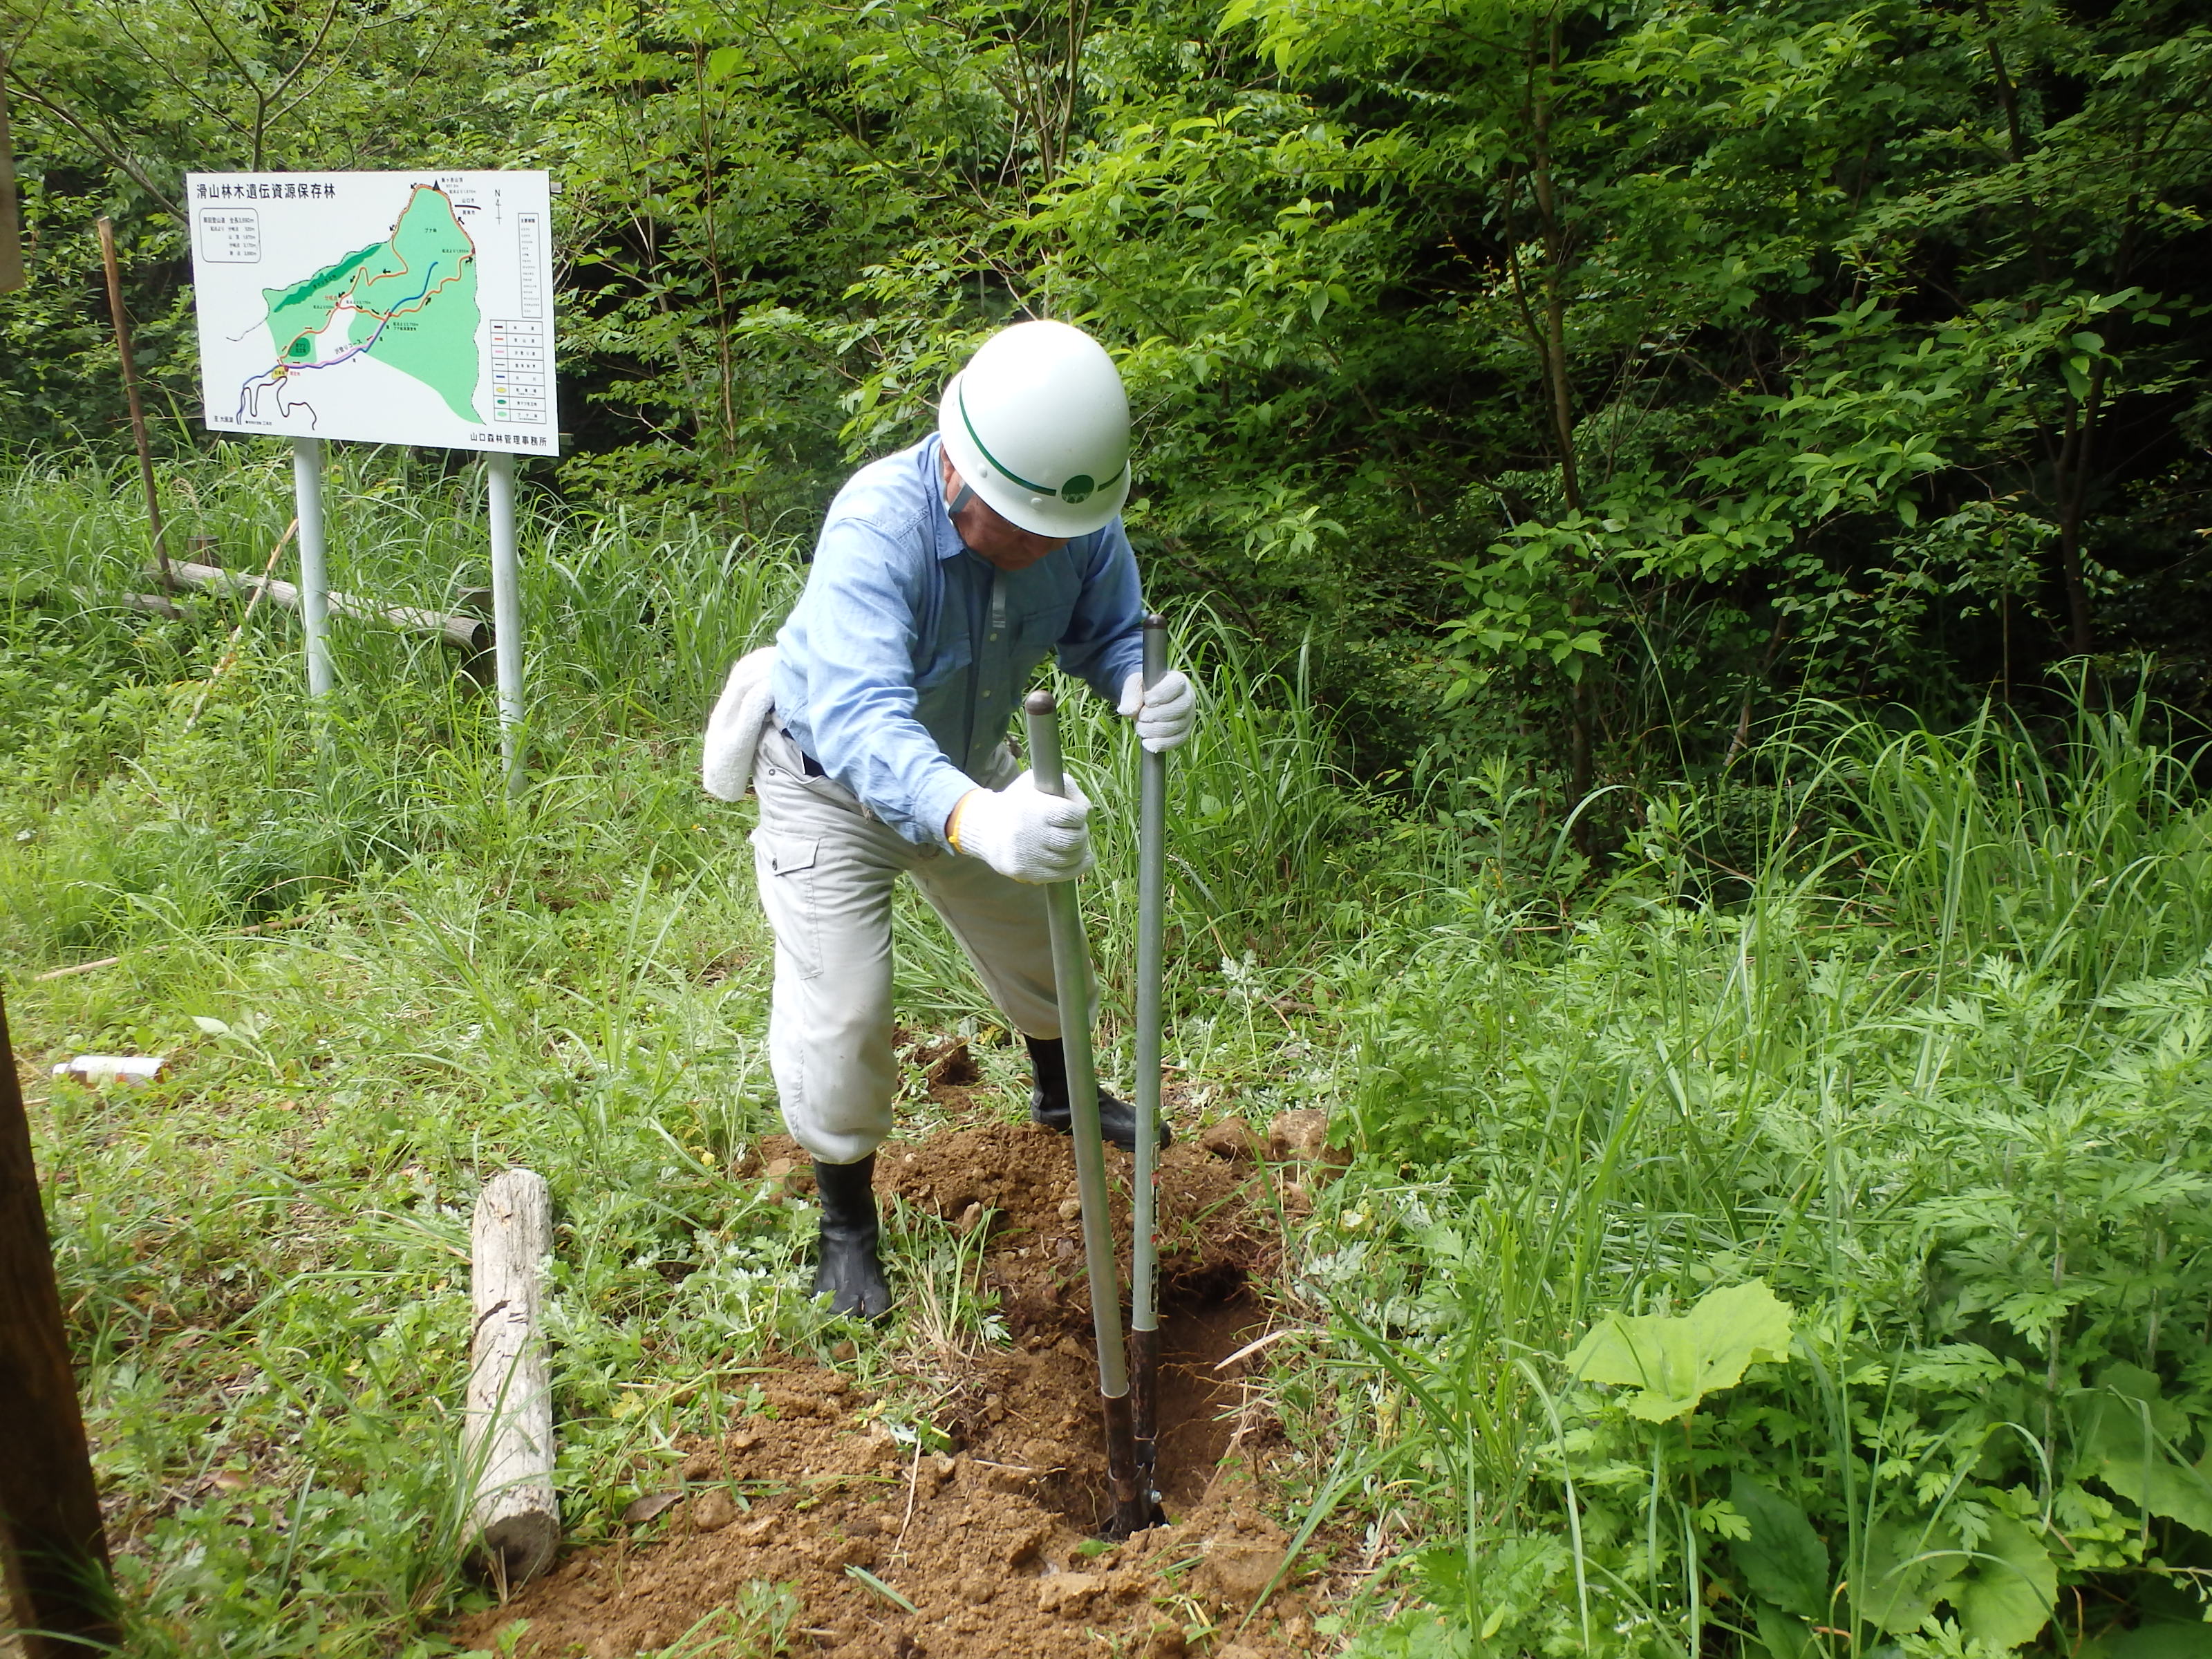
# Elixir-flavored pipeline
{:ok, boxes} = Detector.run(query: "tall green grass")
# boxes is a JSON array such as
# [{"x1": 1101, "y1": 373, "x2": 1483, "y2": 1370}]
[
  {"x1": 7, "y1": 452, "x2": 2209, "y2": 1658},
  {"x1": 1305, "y1": 697, "x2": 2212, "y2": 1658}
]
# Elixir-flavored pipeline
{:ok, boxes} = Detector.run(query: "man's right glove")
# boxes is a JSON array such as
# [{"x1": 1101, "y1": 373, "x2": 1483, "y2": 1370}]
[{"x1": 946, "y1": 771, "x2": 1094, "y2": 883}]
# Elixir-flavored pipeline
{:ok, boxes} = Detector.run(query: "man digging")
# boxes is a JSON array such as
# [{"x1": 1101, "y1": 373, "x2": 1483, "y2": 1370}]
[{"x1": 704, "y1": 319, "x2": 1194, "y2": 1320}]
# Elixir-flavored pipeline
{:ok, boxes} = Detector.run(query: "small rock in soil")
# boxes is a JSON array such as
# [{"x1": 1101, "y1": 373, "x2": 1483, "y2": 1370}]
[
  {"x1": 1267, "y1": 1109, "x2": 1347, "y2": 1178},
  {"x1": 957, "y1": 1572, "x2": 998, "y2": 1605},
  {"x1": 619, "y1": 1490, "x2": 682, "y2": 1526},
  {"x1": 1199, "y1": 1118, "x2": 1264, "y2": 1161},
  {"x1": 1038, "y1": 1572, "x2": 1103, "y2": 1615},
  {"x1": 687, "y1": 1488, "x2": 738, "y2": 1532},
  {"x1": 680, "y1": 1452, "x2": 716, "y2": 1480},
  {"x1": 1056, "y1": 1197, "x2": 1083, "y2": 1221},
  {"x1": 1203, "y1": 1541, "x2": 1287, "y2": 1604}
]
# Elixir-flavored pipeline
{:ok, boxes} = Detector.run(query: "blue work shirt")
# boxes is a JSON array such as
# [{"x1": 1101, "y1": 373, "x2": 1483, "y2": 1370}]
[{"x1": 771, "y1": 434, "x2": 1147, "y2": 847}]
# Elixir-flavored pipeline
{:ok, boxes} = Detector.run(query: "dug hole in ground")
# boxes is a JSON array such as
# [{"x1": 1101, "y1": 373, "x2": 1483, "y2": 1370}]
[{"x1": 458, "y1": 1039, "x2": 1349, "y2": 1659}]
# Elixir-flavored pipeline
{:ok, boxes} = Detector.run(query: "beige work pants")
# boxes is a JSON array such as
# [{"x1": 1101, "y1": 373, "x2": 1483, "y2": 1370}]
[{"x1": 749, "y1": 723, "x2": 1070, "y2": 1166}]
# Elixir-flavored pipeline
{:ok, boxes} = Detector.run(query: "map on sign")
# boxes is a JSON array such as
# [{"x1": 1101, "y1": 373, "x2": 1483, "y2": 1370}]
[{"x1": 187, "y1": 170, "x2": 557, "y2": 456}]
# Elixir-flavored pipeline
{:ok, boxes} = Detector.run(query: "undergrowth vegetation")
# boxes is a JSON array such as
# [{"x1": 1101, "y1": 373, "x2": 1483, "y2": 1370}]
[{"x1": 4, "y1": 453, "x2": 2210, "y2": 1658}]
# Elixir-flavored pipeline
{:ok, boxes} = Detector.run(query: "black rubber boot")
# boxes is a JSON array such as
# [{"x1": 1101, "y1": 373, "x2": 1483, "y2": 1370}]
[
  {"x1": 1026, "y1": 1035, "x2": 1172, "y2": 1151},
  {"x1": 811, "y1": 1156, "x2": 891, "y2": 1322}
]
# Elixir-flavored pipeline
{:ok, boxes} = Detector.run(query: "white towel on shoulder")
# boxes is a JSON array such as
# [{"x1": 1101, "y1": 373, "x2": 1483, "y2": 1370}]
[{"x1": 702, "y1": 645, "x2": 778, "y2": 800}]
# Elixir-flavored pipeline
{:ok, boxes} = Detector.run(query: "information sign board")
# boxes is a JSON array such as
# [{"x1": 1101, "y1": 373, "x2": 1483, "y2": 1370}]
[{"x1": 187, "y1": 170, "x2": 557, "y2": 456}]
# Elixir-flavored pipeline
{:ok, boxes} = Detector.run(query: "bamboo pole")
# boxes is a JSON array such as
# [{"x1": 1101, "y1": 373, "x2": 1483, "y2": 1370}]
[
  {"x1": 0, "y1": 991, "x2": 118, "y2": 1656},
  {"x1": 1130, "y1": 615, "x2": 1168, "y2": 1509},
  {"x1": 181, "y1": 521, "x2": 297, "y2": 735},
  {"x1": 94, "y1": 217, "x2": 168, "y2": 588},
  {"x1": 1022, "y1": 691, "x2": 1147, "y2": 1539}
]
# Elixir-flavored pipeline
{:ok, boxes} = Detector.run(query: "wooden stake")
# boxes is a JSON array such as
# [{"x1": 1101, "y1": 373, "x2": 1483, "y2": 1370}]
[
  {"x1": 0, "y1": 88, "x2": 24, "y2": 293},
  {"x1": 0, "y1": 992, "x2": 118, "y2": 1656},
  {"x1": 465, "y1": 1169, "x2": 559, "y2": 1590},
  {"x1": 94, "y1": 216, "x2": 168, "y2": 585}
]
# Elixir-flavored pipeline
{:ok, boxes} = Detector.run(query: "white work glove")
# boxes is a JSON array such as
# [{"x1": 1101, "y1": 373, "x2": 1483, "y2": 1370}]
[
  {"x1": 948, "y1": 771, "x2": 1094, "y2": 883},
  {"x1": 1118, "y1": 668, "x2": 1196, "y2": 752}
]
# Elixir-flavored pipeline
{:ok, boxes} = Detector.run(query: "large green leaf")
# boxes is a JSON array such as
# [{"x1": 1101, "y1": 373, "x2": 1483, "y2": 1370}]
[
  {"x1": 1862, "y1": 1518, "x2": 1965, "y2": 1635},
  {"x1": 1754, "y1": 1601, "x2": 1820, "y2": 1659},
  {"x1": 1730, "y1": 1474, "x2": 1830, "y2": 1621},
  {"x1": 1951, "y1": 1514, "x2": 2057, "y2": 1651},
  {"x1": 2079, "y1": 1367, "x2": 2212, "y2": 1536},
  {"x1": 1565, "y1": 1280, "x2": 1794, "y2": 1421},
  {"x1": 2100, "y1": 1621, "x2": 2212, "y2": 1659}
]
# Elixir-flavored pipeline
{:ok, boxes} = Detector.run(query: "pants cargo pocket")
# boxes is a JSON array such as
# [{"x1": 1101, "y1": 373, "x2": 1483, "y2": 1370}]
[{"x1": 751, "y1": 830, "x2": 823, "y2": 980}]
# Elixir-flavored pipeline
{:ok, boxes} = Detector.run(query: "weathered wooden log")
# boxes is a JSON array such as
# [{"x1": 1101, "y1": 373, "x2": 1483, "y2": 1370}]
[
  {"x1": 155, "y1": 561, "x2": 494, "y2": 656},
  {"x1": 464, "y1": 1169, "x2": 559, "y2": 1590},
  {"x1": 112, "y1": 591, "x2": 185, "y2": 620},
  {"x1": 6, "y1": 587, "x2": 186, "y2": 621}
]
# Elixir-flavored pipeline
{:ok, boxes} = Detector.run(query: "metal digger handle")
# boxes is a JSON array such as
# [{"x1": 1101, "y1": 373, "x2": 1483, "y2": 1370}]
[{"x1": 1023, "y1": 690, "x2": 1147, "y2": 1537}]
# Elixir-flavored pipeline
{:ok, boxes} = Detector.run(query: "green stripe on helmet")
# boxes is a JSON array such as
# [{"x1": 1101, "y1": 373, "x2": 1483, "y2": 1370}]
[{"x1": 957, "y1": 383, "x2": 1126, "y2": 503}]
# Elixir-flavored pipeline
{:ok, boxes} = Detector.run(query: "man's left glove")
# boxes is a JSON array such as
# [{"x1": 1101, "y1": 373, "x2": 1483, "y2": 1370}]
[{"x1": 1118, "y1": 668, "x2": 1196, "y2": 752}]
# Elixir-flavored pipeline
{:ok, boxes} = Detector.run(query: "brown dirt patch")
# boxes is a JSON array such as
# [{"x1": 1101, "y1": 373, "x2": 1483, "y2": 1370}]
[{"x1": 460, "y1": 1121, "x2": 1327, "y2": 1657}]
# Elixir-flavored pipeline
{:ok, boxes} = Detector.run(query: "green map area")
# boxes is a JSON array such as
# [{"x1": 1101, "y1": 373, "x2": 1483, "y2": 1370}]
[{"x1": 261, "y1": 185, "x2": 482, "y2": 422}]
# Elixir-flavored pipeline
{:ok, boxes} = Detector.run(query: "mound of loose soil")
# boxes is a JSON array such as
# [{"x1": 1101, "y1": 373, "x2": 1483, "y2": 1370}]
[{"x1": 461, "y1": 1118, "x2": 1327, "y2": 1658}]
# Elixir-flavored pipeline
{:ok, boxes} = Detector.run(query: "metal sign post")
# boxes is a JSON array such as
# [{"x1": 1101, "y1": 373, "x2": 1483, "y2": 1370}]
[
  {"x1": 292, "y1": 438, "x2": 332, "y2": 699},
  {"x1": 486, "y1": 451, "x2": 524, "y2": 792}
]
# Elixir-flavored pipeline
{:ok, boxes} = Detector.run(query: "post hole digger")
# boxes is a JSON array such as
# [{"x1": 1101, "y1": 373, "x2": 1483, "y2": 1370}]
[{"x1": 1024, "y1": 635, "x2": 1174, "y2": 1538}]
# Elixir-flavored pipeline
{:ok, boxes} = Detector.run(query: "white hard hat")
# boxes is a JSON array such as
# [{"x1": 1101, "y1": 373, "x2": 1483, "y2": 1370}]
[{"x1": 937, "y1": 319, "x2": 1131, "y2": 539}]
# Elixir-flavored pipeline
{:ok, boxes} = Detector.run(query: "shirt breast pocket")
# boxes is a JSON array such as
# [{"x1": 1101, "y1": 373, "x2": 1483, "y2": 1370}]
[
  {"x1": 1012, "y1": 596, "x2": 1074, "y2": 657},
  {"x1": 913, "y1": 637, "x2": 973, "y2": 693},
  {"x1": 912, "y1": 638, "x2": 974, "y2": 735},
  {"x1": 911, "y1": 637, "x2": 973, "y2": 703}
]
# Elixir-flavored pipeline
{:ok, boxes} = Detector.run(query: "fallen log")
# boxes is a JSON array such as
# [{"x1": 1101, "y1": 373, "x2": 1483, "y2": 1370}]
[
  {"x1": 153, "y1": 561, "x2": 492, "y2": 657},
  {"x1": 464, "y1": 1168, "x2": 559, "y2": 1592},
  {"x1": 4, "y1": 587, "x2": 187, "y2": 621}
]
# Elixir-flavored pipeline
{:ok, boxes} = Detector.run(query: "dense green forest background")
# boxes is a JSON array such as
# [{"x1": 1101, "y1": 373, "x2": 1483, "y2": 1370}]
[{"x1": 4, "y1": 0, "x2": 2209, "y2": 793}]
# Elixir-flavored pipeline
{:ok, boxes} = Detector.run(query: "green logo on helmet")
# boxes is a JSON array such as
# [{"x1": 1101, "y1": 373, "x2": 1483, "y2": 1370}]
[{"x1": 1060, "y1": 474, "x2": 1096, "y2": 505}]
